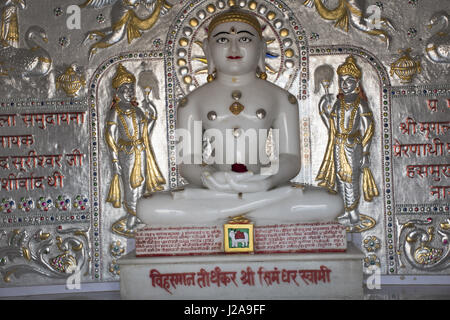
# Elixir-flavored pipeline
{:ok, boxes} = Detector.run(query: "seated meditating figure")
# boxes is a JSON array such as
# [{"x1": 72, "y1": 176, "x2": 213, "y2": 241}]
[{"x1": 136, "y1": 7, "x2": 344, "y2": 227}]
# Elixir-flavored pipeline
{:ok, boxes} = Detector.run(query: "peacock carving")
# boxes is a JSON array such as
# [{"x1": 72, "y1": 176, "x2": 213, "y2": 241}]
[
  {"x1": 0, "y1": 25, "x2": 52, "y2": 79},
  {"x1": 425, "y1": 11, "x2": 450, "y2": 64},
  {"x1": 398, "y1": 218, "x2": 450, "y2": 271}
]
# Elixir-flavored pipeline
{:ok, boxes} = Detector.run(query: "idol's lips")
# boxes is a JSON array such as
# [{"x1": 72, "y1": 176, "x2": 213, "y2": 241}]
[{"x1": 227, "y1": 56, "x2": 242, "y2": 60}]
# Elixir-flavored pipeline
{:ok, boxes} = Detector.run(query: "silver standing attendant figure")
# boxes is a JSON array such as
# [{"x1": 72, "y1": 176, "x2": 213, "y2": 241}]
[
  {"x1": 0, "y1": 0, "x2": 26, "y2": 48},
  {"x1": 105, "y1": 63, "x2": 165, "y2": 237},
  {"x1": 316, "y1": 55, "x2": 379, "y2": 225}
]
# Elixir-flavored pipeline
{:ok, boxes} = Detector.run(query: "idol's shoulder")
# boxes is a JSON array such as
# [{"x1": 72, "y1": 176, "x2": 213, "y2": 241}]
[
  {"x1": 252, "y1": 78, "x2": 294, "y2": 101},
  {"x1": 178, "y1": 81, "x2": 217, "y2": 106},
  {"x1": 358, "y1": 96, "x2": 371, "y2": 113}
]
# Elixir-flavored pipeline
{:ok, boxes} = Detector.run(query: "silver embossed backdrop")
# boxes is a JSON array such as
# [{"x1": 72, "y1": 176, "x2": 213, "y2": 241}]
[{"x1": 0, "y1": 0, "x2": 449, "y2": 292}]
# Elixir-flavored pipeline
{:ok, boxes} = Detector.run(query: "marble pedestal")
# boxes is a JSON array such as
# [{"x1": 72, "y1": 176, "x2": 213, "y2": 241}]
[
  {"x1": 118, "y1": 242, "x2": 364, "y2": 300},
  {"x1": 135, "y1": 222, "x2": 347, "y2": 256}
]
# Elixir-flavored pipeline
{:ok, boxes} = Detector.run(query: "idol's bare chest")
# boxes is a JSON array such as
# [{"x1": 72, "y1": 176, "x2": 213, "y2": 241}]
[
  {"x1": 115, "y1": 106, "x2": 144, "y2": 139},
  {"x1": 199, "y1": 91, "x2": 275, "y2": 130},
  {"x1": 334, "y1": 103, "x2": 362, "y2": 134}
]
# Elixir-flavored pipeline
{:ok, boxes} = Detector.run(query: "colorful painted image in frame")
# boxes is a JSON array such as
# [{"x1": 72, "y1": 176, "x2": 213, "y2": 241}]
[{"x1": 224, "y1": 223, "x2": 254, "y2": 253}]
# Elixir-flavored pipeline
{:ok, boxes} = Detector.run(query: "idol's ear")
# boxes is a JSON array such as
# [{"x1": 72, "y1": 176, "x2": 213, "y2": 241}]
[
  {"x1": 258, "y1": 39, "x2": 267, "y2": 75},
  {"x1": 203, "y1": 38, "x2": 215, "y2": 75}
]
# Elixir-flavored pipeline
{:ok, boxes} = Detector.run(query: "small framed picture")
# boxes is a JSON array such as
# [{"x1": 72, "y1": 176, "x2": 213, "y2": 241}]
[{"x1": 224, "y1": 223, "x2": 254, "y2": 253}]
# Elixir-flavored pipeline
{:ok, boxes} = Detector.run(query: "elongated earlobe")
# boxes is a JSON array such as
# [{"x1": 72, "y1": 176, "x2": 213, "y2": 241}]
[
  {"x1": 258, "y1": 40, "x2": 267, "y2": 79},
  {"x1": 203, "y1": 38, "x2": 216, "y2": 81}
]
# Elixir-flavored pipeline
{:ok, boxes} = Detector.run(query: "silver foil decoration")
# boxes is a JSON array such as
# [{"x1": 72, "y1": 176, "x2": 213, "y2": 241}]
[
  {"x1": 0, "y1": 226, "x2": 90, "y2": 282},
  {"x1": 425, "y1": 11, "x2": 450, "y2": 63},
  {"x1": 0, "y1": 0, "x2": 26, "y2": 48},
  {"x1": 0, "y1": 25, "x2": 51, "y2": 78},
  {"x1": 81, "y1": 0, "x2": 173, "y2": 60},
  {"x1": 0, "y1": 25, "x2": 53, "y2": 99},
  {"x1": 0, "y1": 0, "x2": 449, "y2": 290},
  {"x1": 315, "y1": 56, "x2": 379, "y2": 228},
  {"x1": 397, "y1": 218, "x2": 450, "y2": 270},
  {"x1": 303, "y1": 0, "x2": 395, "y2": 48},
  {"x1": 56, "y1": 63, "x2": 86, "y2": 98},
  {"x1": 104, "y1": 63, "x2": 166, "y2": 237}
]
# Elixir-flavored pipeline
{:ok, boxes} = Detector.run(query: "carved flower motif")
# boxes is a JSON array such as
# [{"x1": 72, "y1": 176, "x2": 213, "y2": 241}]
[
  {"x1": 55, "y1": 195, "x2": 71, "y2": 211},
  {"x1": 58, "y1": 36, "x2": 70, "y2": 48},
  {"x1": 407, "y1": 27, "x2": 417, "y2": 38},
  {"x1": 37, "y1": 197, "x2": 53, "y2": 212},
  {"x1": 363, "y1": 254, "x2": 381, "y2": 269},
  {"x1": 53, "y1": 7, "x2": 63, "y2": 17},
  {"x1": 73, "y1": 195, "x2": 88, "y2": 211},
  {"x1": 109, "y1": 260, "x2": 120, "y2": 276},
  {"x1": 0, "y1": 198, "x2": 16, "y2": 214},
  {"x1": 18, "y1": 197, "x2": 34, "y2": 212},
  {"x1": 363, "y1": 236, "x2": 381, "y2": 253},
  {"x1": 96, "y1": 14, "x2": 105, "y2": 24},
  {"x1": 153, "y1": 38, "x2": 162, "y2": 48},
  {"x1": 110, "y1": 240, "x2": 125, "y2": 258},
  {"x1": 310, "y1": 32, "x2": 319, "y2": 41}
]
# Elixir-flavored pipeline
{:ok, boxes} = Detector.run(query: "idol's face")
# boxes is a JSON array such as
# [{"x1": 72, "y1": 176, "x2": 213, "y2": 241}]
[
  {"x1": 338, "y1": 75, "x2": 359, "y2": 95},
  {"x1": 208, "y1": 21, "x2": 262, "y2": 76},
  {"x1": 117, "y1": 83, "x2": 135, "y2": 102}
]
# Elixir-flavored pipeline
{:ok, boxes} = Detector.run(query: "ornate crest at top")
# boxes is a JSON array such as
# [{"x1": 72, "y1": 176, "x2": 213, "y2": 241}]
[
  {"x1": 390, "y1": 48, "x2": 421, "y2": 83},
  {"x1": 56, "y1": 65, "x2": 86, "y2": 97}
]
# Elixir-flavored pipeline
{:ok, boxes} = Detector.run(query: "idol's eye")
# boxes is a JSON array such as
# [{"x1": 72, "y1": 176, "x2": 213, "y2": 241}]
[
  {"x1": 216, "y1": 37, "x2": 229, "y2": 44},
  {"x1": 239, "y1": 37, "x2": 251, "y2": 43},
  {"x1": 345, "y1": 79, "x2": 356, "y2": 85}
]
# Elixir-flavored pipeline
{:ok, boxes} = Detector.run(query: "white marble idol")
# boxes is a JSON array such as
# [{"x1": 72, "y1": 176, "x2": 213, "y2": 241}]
[{"x1": 137, "y1": 7, "x2": 344, "y2": 227}]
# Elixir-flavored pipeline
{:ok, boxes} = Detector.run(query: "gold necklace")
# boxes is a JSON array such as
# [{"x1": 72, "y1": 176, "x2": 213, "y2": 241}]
[
  {"x1": 339, "y1": 96, "x2": 360, "y2": 135},
  {"x1": 115, "y1": 105, "x2": 138, "y2": 141},
  {"x1": 340, "y1": 95, "x2": 360, "y2": 111}
]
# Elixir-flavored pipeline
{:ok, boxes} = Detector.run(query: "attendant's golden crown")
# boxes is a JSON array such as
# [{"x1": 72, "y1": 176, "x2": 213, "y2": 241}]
[
  {"x1": 337, "y1": 55, "x2": 362, "y2": 79},
  {"x1": 208, "y1": 7, "x2": 262, "y2": 38},
  {"x1": 112, "y1": 63, "x2": 136, "y2": 89}
]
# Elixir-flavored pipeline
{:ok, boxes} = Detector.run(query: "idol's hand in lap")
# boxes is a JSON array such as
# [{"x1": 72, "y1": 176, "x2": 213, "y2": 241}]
[
  {"x1": 225, "y1": 171, "x2": 272, "y2": 193},
  {"x1": 201, "y1": 171, "x2": 233, "y2": 192}
]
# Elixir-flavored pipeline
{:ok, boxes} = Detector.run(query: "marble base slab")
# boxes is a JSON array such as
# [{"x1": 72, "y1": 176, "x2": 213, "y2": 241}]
[
  {"x1": 135, "y1": 222, "x2": 347, "y2": 257},
  {"x1": 118, "y1": 242, "x2": 364, "y2": 300}
]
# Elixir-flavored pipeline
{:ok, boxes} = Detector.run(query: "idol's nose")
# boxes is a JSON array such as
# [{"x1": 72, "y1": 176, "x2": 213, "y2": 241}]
[{"x1": 230, "y1": 38, "x2": 239, "y2": 55}]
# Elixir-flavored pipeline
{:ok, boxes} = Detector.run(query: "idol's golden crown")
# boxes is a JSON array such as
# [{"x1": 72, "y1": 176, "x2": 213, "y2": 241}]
[
  {"x1": 112, "y1": 63, "x2": 136, "y2": 89},
  {"x1": 337, "y1": 55, "x2": 362, "y2": 79},
  {"x1": 208, "y1": 7, "x2": 262, "y2": 38}
]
